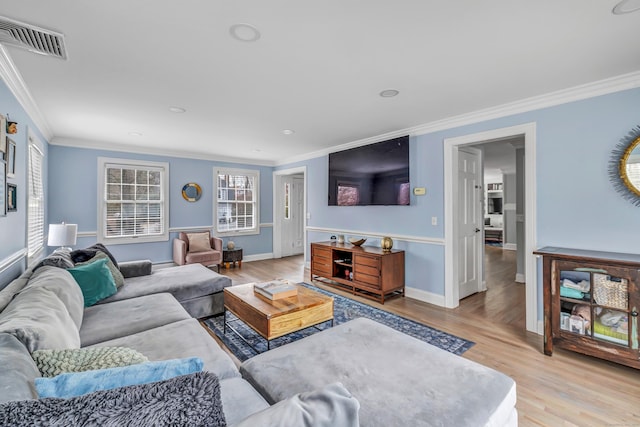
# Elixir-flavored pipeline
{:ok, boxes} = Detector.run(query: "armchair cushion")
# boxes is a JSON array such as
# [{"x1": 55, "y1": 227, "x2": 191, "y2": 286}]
[{"x1": 187, "y1": 232, "x2": 211, "y2": 252}]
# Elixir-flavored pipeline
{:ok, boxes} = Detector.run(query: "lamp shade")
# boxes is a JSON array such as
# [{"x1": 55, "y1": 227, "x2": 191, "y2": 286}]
[{"x1": 47, "y1": 223, "x2": 78, "y2": 247}]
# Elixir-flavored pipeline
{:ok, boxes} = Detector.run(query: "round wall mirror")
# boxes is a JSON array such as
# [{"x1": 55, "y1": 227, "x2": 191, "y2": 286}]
[
  {"x1": 182, "y1": 183, "x2": 202, "y2": 202},
  {"x1": 620, "y1": 135, "x2": 640, "y2": 196},
  {"x1": 610, "y1": 126, "x2": 640, "y2": 206}
]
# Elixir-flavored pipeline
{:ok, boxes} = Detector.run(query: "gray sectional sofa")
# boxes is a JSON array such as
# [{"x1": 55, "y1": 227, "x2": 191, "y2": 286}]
[{"x1": 0, "y1": 255, "x2": 517, "y2": 426}]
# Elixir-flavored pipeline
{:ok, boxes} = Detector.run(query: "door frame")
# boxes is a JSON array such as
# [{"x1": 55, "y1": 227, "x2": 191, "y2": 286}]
[
  {"x1": 273, "y1": 166, "x2": 307, "y2": 259},
  {"x1": 444, "y1": 122, "x2": 539, "y2": 333}
]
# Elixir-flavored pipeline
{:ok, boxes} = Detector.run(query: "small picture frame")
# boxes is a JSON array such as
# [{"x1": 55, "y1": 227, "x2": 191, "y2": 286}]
[
  {"x1": 0, "y1": 115, "x2": 5, "y2": 154},
  {"x1": 0, "y1": 159, "x2": 5, "y2": 216},
  {"x1": 6, "y1": 138, "x2": 15, "y2": 177},
  {"x1": 7, "y1": 183, "x2": 16, "y2": 212}
]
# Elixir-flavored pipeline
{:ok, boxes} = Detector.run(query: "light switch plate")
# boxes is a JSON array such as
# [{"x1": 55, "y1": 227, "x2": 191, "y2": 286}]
[{"x1": 413, "y1": 187, "x2": 426, "y2": 196}]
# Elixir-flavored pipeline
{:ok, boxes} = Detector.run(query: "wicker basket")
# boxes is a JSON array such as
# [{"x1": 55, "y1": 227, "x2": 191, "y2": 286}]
[{"x1": 593, "y1": 274, "x2": 628, "y2": 310}]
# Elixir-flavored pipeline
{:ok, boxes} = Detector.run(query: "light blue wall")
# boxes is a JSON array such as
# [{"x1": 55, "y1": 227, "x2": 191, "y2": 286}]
[
  {"x1": 48, "y1": 145, "x2": 274, "y2": 263},
  {"x1": 0, "y1": 79, "x2": 49, "y2": 288},
  {"x1": 281, "y1": 87, "x2": 640, "y2": 309}
]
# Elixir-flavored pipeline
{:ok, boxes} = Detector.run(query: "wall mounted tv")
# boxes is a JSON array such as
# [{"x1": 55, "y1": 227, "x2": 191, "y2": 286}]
[{"x1": 328, "y1": 135, "x2": 410, "y2": 206}]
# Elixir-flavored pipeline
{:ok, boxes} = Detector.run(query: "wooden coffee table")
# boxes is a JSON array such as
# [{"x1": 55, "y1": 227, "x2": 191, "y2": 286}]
[{"x1": 223, "y1": 282, "x2": 334, "y2": 351}]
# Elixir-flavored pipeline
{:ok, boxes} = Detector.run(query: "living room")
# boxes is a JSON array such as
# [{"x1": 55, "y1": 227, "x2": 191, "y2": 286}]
[{"x1": 1, "y1": 2, "x2": 640, "y2": 425}]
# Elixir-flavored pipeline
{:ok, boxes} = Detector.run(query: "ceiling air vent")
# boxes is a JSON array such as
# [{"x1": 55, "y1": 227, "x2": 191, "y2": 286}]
[{"x1": 0, "y1": 16, "x2": 67, "y2": 59}]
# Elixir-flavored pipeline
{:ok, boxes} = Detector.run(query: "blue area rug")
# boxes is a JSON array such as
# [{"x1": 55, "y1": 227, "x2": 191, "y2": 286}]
[{"x1": 204, "y1": 283, "x2": 474, "y2": 361}]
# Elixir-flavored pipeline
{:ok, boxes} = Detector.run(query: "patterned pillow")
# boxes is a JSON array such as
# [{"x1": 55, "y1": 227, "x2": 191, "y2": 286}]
[{"x1": 32, "y1": 347, "x2": 148, "y2": 377}]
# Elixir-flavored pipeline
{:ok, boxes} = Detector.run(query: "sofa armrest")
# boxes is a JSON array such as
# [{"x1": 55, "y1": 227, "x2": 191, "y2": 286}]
[
  {"x1": 119, "y1": 260, "x2": 153, "y2": 278},
  {"x1": 173, "y1": 238, "x2": 187, "y2": 265},
  {"x1": 211, "y1": 237, "x2": 223, "y2": 252}
]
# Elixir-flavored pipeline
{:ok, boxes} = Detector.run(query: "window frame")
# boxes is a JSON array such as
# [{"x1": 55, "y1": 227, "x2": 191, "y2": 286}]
[
  {"x1": 97, "y1": 157, "x2": 169, "y2": 245},
  {"x1": 26, "y1": 131, "x2": 45, "y2": 265},
  {"x1": 214, "y1": 167, "x2": 260, "y2": 237}
]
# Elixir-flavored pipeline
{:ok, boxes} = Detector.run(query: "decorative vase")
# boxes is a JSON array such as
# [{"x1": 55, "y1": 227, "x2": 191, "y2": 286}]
[
  {"x1": 227, "y1": 241, "x2": 235, "y2": 250},
  {"x1": 337, "y1": 235, "x2": 345, "y2": 244},
  {"x1": 381, "y1": 236, "x2": 393, "y2": 252}
]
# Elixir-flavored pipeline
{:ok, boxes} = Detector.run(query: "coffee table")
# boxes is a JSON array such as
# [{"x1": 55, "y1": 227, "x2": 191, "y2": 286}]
[{"x1": 223, "y1": 282, "x2": 334, "y2": 351}]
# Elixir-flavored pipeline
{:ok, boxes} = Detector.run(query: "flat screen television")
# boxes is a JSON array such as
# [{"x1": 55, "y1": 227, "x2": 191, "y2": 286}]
[{"x1": 328, "y1": 135, "x2": 410, "y2": 206}]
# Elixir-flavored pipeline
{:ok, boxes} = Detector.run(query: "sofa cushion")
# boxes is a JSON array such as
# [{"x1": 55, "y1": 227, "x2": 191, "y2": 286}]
[
  {"x1": 32, "y1": 346, "x2": 148, "y2": 377},
  {"x1": 0, "y1": 333, "x2": 42, "y2": 403},
  {"x1": 74, "y1": 251, "x2": 125, "y2": 288},
  {"x1": 240, "y1": 317, "x2": 517, "y2": 427},
  {"x1": 219, "y1": 377, "x2": 270, "y2": 426},
  {"x1": 0, "y1": 286, "x2": 80, "y2": 352},
  {"x1": 35, "y1": 357, "x2": 203, "y2": 398},
  {"x1": 187, "y1": 231, "x2": 211, "y2": 252},
  {"x1": 32, "y1": 248, "x2": 74, "y2": 271},
  {"x1": 232, "y1": 382, "x2": 360, "y2": 427},
  {"x1": 80, "y1": 293, "x2": 191, "y2": 346},
  {"x1": 67, "y1": 258, "x2": 118, "y2": 307},
  {"x1": 87, "y1": 318, "x2": 240, "y2": 381},
  {"x1": 99, "y1": 263, "x2": 231, "y2": 305},
  {"x1": 23, "y1": 266, "x2": 84, "y2": 330},
  {"x1": 0, "y1": 372, "x2": 225, "y2": 427}
]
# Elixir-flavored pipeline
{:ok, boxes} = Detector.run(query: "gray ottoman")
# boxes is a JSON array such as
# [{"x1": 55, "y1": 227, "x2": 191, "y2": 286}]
[{"x1": 240, "y1": 317, "x2": 517, "y2": 427}]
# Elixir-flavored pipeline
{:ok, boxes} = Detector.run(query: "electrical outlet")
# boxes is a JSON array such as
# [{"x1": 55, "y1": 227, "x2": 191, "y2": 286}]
[{"x1": 432, "y1": 216, "x2": 437, "y2": 226}]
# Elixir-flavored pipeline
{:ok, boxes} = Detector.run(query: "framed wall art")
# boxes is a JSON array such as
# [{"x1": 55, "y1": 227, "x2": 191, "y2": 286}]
[
  {"x1": 7, "y1": 138, "x2": 15, "y2": 177},
  {"x1": 7, "y1": 183, "x2": 16, "y2": 212},
  {"x1": 0, "y1": 159, "x2": 5, "y2": 216}
]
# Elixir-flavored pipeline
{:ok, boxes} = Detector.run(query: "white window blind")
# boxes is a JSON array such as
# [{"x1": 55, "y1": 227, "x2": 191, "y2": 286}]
[
  {"x1": 27, "y1": 142, "x2": 44, "y2": 258},
  {"x1": 98, "y1": 158, "x2": 169, "y2": 244},
  {"x1": 215, "y1": 168, "x2": 259, "y2": 236}
]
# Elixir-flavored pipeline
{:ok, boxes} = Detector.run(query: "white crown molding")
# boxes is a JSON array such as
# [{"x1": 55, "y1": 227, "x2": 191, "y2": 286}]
[
  {"x1": 51, "y1": 137, "x2": 276, "y2": 166},
  {"x1": 0, "y1": 46, "x2": 53, "y2": 140},
  {"x1": 276, "y1": 70, "x2": 640, "y2": 166}
]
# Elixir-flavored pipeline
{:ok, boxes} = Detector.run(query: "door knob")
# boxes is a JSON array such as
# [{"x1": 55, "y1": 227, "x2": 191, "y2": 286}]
[{"x1": 475, "y1": 228, "x2": 481, "y2": 233}]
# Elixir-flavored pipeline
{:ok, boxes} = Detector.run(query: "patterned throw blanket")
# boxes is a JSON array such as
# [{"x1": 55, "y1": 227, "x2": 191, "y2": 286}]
[{"x1": 0, "y1": 372, "x2": 226, "y2": 427}]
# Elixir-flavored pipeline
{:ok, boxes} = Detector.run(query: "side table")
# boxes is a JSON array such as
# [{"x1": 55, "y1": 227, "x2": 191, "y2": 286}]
[{"x1": 223, "y1": 248, "x2": 243, "y2": 269}]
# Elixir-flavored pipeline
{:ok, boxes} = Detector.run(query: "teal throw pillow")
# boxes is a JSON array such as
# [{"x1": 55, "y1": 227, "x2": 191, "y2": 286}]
[
  {"x1": 67, "y1": 258, "x2": 117, "y2": 307},
  {"x1": 35, "y1": 357, "x2": 204, "y2": 398}
]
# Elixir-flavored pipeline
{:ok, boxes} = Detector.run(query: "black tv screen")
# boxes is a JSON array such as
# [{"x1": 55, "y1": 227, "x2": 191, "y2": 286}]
[{"x1": 328, "y1": 136, "x2": 410, "y2": 206}]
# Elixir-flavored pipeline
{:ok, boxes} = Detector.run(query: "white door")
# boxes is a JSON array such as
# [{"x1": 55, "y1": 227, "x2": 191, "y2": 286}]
[
  {"x1": 281, "y1": 175, "x2": 304, "y2": 257},
  {"x1": 457, "y1": 148, "x2": 483, "y2": 299}
]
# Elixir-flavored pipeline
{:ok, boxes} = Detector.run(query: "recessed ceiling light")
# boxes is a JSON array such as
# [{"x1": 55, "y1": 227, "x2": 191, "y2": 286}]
[
  {"x1": 168, "y1": 106, "x2": 186, "y2": 113},
  {"x1": 229, "y1": 23, "x2": 261, "y2": 42},
  {"x1": 379, "y1": 89, "x2": 399, "y2": 98},
  {"x1": 613, "y1": 0, "x2": 640, "y2": 14},
  {"x1": 282, "y1": 129, "x2": 295, "y2": 135},
  {"x1": 128, "y1": 132, "x2": 142, "y2": 137}
]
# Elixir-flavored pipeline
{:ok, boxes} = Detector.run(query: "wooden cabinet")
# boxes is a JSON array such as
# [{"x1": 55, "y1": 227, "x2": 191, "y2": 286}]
[
  {"x1": 535, "y1": 247, "x2": 639, "y2": 369},
  {"x1": 311, "y1": 241, "x2": 405, "y2": 303}
]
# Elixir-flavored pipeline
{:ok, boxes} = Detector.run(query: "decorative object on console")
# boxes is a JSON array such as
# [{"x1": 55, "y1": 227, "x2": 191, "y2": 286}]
[
  {"x1": 380, "y1": 236, "x2": 393, "y2": 251},
  {"x1": 348, "y1": 237, "x2": 366, "y2": 246},
  {"x1": 609, "y1": 125, "x2": 640, "y2": 205},
  {"x1": 6, "y1": 183, "x2": 16, "y2": 212},
  {"x1": 337, "y1": 234, "x2": 345, "y2": 244},
  {"x1": 47, "y1": 222, "x2": 78, "y2": 251},
  {"x1": 253, "y1": 280, "x2": 298, "y2": 300},
  {"x1": 181, "y1": 182, "x2": 202, "y2": 202}
]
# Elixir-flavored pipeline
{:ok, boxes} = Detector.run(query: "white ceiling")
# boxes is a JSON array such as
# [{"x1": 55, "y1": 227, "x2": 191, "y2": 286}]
[{"x1": 1, "y1": 1, "x2": 640, "y2": 165}]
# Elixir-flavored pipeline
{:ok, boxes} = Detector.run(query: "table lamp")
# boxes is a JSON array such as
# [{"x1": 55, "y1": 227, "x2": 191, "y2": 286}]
[{"x1": 47, "y1": 223, "x2": 78, "y2": 252}]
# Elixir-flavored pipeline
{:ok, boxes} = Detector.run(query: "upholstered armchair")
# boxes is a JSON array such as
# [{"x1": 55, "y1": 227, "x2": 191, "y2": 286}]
[{"x1": 173, "y1": 231, "x2": 223, "y2": 268}]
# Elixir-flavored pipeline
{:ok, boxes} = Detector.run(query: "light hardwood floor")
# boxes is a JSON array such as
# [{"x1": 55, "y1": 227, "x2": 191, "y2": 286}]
[{"x1": 214, "y1": 248, "x2": 640, "y2": 426}]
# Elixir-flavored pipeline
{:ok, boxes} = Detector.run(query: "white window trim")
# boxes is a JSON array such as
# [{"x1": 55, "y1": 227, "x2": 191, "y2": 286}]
[
  {"x1": 214, "y1": 167, "x2": 260, "y2": 237},
  {"x1": 26, "y1": 129, "x2": 45, "y2": 266},
  {"x1": 97, "y1": 157, "x2": 169, "y2": 245}
]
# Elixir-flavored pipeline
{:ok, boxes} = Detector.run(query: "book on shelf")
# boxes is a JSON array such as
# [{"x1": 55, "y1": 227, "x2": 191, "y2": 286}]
[{"x1": 253, "y1": 280, "x2": 298, "y2": 300}]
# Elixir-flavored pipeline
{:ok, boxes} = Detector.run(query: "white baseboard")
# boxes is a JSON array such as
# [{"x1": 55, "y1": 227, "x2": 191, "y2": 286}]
[
  {"x1": 405, "y1": 286, "x2": 446, "y2": 307},
  {"x1": 243, "y1": 252, "x2": 274, "y2": 263},
  {"x1": 503, "y1": 243, "x2": 517, "y2": 251},
  {"x1": 515, "y1": 273, "x2": 525, "y2": 283}
]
